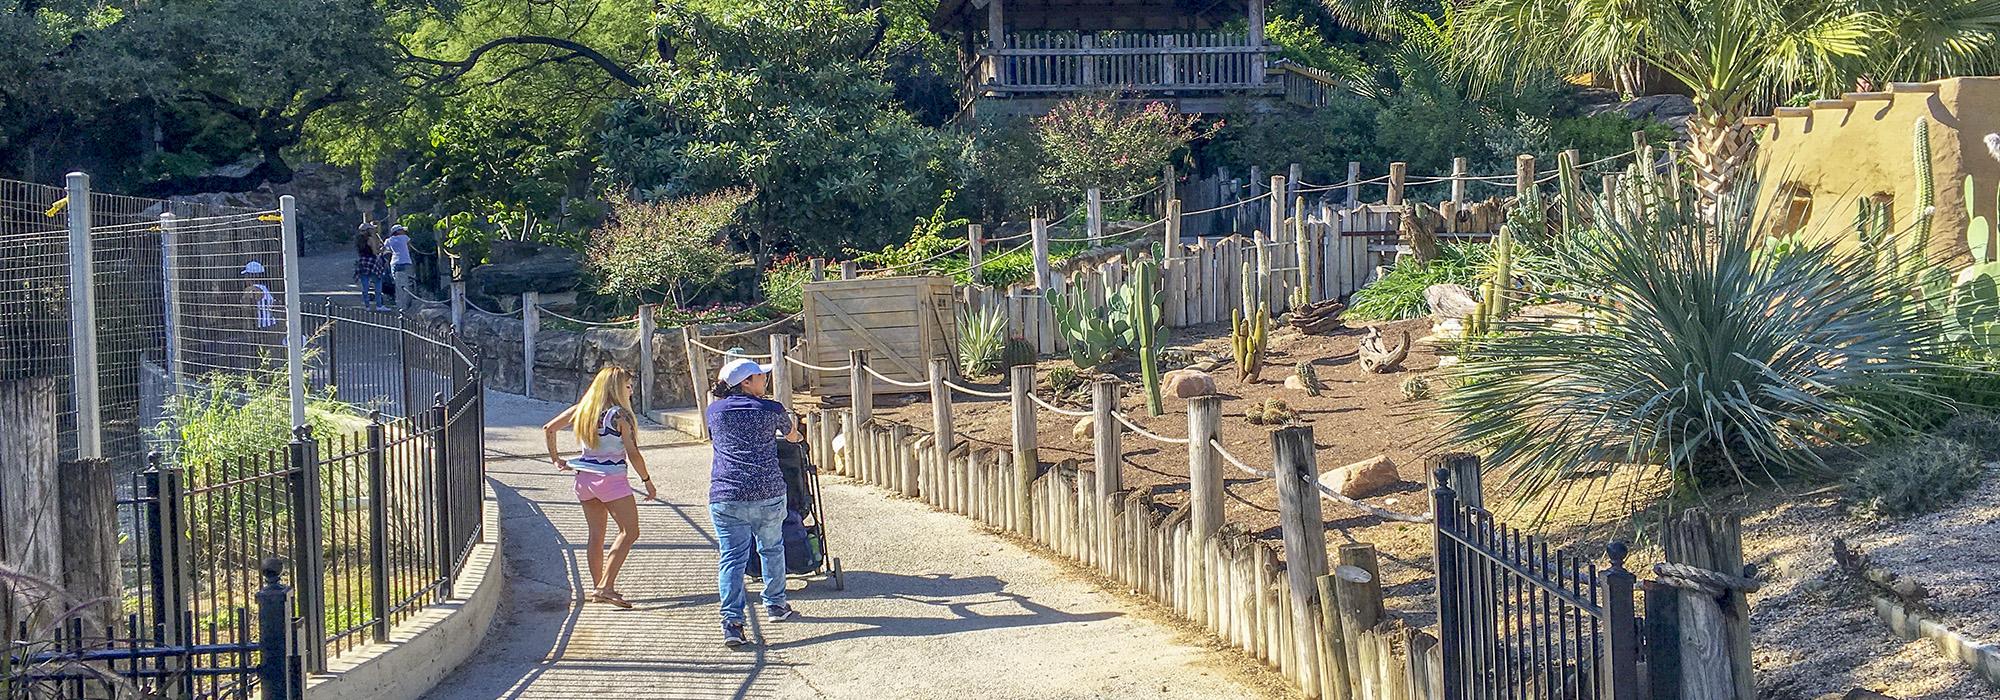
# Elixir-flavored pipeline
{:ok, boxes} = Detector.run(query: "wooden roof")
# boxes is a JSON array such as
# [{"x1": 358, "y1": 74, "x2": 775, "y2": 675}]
[{"x1": 930, "y1": 0, "x2": 1253, "y2": 33}]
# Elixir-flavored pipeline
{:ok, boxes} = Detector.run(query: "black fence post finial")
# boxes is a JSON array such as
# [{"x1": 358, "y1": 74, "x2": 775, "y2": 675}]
[
  {"x1": 256, "y1": 557, "x2": 295, "y2": 700},
  {"x1": 1601, "y1": 539, "x2": 1641, "y2": 700}
]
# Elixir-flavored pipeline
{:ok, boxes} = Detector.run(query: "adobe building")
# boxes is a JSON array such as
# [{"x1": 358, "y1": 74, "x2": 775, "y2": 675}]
[{"x1": 1748, "y1": 76, "x2": 2000, "y2": 264}]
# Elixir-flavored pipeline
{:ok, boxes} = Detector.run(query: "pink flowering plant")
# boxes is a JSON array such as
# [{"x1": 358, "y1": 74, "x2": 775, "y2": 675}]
[{"x1": 1032, "y1": 94, "x2": 1217, "y2": 199}]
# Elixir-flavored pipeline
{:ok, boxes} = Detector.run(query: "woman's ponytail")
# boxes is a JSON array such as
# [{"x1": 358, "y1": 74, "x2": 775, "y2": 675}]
[{"x1": 709, "y1": 380, "x2": 739, "y2": 399}]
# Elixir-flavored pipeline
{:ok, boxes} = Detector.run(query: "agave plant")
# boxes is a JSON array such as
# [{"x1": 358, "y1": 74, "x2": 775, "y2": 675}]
[
  {"x1": 956, "y1": 307, "x2": 1010, "y2": 377},
  {"x1": 1437, "y1": 178, "x2": 1959, "y2": 506}
]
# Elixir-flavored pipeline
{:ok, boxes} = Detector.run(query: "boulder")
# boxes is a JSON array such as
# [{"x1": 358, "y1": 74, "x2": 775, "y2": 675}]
[
  {"x1": 1425, "y1": 284, "x2": 1478, "y2": 321},
  {"x1": 467, "y1": 240, "x2": 584, "y2": 300},
  {"x1": 1072, "y1": 416, "x2": 1094, "y2": 441},
  {"x1": 1320, "y1": 454, "x2": 1400, "y2": 499},
  {"x1": 1163, "y1": 369, "x2": 1216, "y2": 398},
  {"x1": 1282, "y1": 375, "x2": 1308, "y2": 392}
]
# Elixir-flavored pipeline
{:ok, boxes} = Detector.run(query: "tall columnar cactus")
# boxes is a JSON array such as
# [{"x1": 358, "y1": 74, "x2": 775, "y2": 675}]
[
  {"x1": 1292, "y1": 196, "x2": 1313, "y2": 309},
  {"x1": 1240, "y1": 258, "x2": 1258, "y2": 320},
  {"x1": 1127, "y1": 259, "x2": 1166, "y2": 416},
  {"x1": 1557, "y1": 152, "x2": 1584, "y2": 232},
  {"x1": 1912, "y1": 117, "x2": 1936, "y2": 280},
  {"x1": 1467, "y1": 225, "x2": 1517, "y2": 337},
  {"x1": 1231, "y1": 303, "x2": 1268, "y2": 381}
]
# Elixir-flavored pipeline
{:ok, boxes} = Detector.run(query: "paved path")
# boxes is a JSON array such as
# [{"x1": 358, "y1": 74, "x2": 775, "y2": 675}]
[{"x1": 424, "y1": 391, "x2": 1274, "y2": 700}]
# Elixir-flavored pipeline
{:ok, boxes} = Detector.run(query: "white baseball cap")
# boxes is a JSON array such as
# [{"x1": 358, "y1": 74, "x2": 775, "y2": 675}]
[{"x1": 719, "y1": 357, "x2": 773, "y2": 387}]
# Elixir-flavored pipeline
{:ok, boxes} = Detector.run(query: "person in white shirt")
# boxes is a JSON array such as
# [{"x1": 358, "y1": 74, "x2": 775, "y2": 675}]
[{"x1": 384, "y1": 224, "x2": 415, "y2": 311}]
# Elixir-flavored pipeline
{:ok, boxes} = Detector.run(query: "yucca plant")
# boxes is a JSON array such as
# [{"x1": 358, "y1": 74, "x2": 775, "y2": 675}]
[
  {"x1": 1437, "y1": 177, "x2": 1960, "y2": 506},
  {"x1": 957, "y1": 307, "x2": 1010, "y2": 377}
]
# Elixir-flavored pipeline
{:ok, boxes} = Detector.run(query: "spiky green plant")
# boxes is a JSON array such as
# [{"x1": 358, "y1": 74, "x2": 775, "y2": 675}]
[
  {"x1": 1912, "y1": 116, "x2": 1935, "y2": 278},
  {"x1": 1557, "y1": 150, "x2": 1584, "y2": 232},
  {"x1": 1047, "y1": 275, "x2": 1131, "y2": 369},
  {"x1": 957, "y1": 307, "x2": 1010, "y2": 376},
  {"x1": 1292, "y1": 196, "x2": 1314, "y2": 309},
  {"x1": 1438, "y1": 178, "x2": 1960, "y2": 505},
  {"x1": 1127, "y1": 259, "x2": 1167, "y2": 415},
  {"x1": 1231, "y1": 303, "x2": 1268, "y2": 381}
]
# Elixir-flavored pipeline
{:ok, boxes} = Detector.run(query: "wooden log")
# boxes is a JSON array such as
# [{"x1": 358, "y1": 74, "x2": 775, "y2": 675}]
[
  {"x1": 840, "y1": 260, "x2": 857, "y2": 280},
  {"x1": 0, "y1": 377, "x2": 61, "y2": 633},
  {"x1": 1272, "y1": 425, "x2": 1328, "y2": 694},
  {"x1": 1319, "y1": 574, "x2": 1351, "y2": 699},
  {"x1": 966, "y1": 223, "x2": 984, "y2": 280},
  {"x1": 1387, "y1": 162, "x2": 1408, "y2": 207},
  {"x1": 1515, "y1": 154, "x2": 1536, "y2": 202},
  {"x1": 891, "y1": 423, "x2": 912, "y2": 496},
  {"x1": 1336, "y1": 543, "x2": 1385, "y2": 699},
  {"x1": 1427, "y1": 452, "x2": 1483, "y2": 510},
  {"x1": 1665, "y1": 510, "x2": 1755, "y2": 700},
  {"x1": 58, "y1": 458, "x2": 119, "y2": 628},
  {"x1": 1010, "y1": 364, "x2": 1037, "y2": 532}
]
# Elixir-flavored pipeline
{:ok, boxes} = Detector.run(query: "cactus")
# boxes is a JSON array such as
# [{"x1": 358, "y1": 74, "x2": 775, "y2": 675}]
[
  {"x1": 1925, "y1": 172, "x2": 2000, "y2": 351},
  {"x1": 1128, "y1": 259, "x2": 1167, "y2": 416},
  {"x1": 1240, "y1": 258, "x2": 1258, "y2": 321},
  {"x1": 1492, "y1": 224, "x2": 1515, "y2": 317},
  {"x1": 1911, "y1": 117, "x2": 1936, "y2": 282},
  {"x1": 1293, "y1": 361, "x2": 1324, "y2": 397},
  {"x1": 1047, "y1": 275, "x2": 1128, "y2": 369},
  {"x1": 1558, "y1": 151, "x2": 1584, "y2": 232},
  {"x1": 1231, "y1": 303, "x2": 1268, "y2": 381},
  {"x1": 1399, "y1": 375, "x2": 1432, "y2": 401},
  {"x1": 1245, "y1": 397, "x2": 1294, "y2": 425},
  {"x1": 1001, "y1": 337, "x2": 1037, "y2": 368}
]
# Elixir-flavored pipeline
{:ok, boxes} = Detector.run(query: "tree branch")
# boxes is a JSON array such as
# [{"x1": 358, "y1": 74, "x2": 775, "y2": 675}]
[{"x1": 402, "y1": 35, "x2": 643, "y2": 88}]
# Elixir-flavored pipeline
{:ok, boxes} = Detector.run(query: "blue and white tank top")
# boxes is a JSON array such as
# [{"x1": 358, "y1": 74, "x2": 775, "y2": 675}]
[{"x1": 573, "y1": 406, "x2": 628, "y2": 475}]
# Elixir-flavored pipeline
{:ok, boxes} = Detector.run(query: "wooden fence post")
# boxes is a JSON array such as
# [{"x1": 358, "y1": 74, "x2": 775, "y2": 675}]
[
  {"x1": 521, "y1": 291, "x2": 539, "y2": 400},
  {"x1": 840, "y1": 261, "x2": 857, "y2": 280},
  {"x1": 1087, "y1": 187, "x2": 1104, "y2": 246},
  {"x1": 0, "y1": 377, "x2": 61, "y2": 632},
  {"x1": 1288, "y1": 163, "x2": 1303, "y2": 205},
  {"x1": 450, "y1": 280, "x2": 466, "y2": 331},
  {"x1": 1031, "y1": 217, "x2": 1053, "y2": 290},
  {"x1": 1664, "y1": 510, "x2": 1755, "y2": 700},
  {"x1": 1092, "y1": 376, "x2": 1122, "y2": 497},
  {"x1": 1272, "y1": 425, "x2": 1328, "y2": 697},
  {"x1": 1601, "y1": 542, "x2": 1642, "y2": 700},
  {"x1": 1345, "y1": 161, "x2": 1362, "y2": 207},
  {"x1": 1428, "y1": 452, "x2": 1483, "y2": 510},
  {"x1": 1269, "y1": 174, "x2": 1287, "y2": 249},
  {"x1": 59, "y1": 458, "x2": 118, "y2": 627},
  {"x1": 1164, "y1": 162, "x2": 1178, "y2": 207},
  {"x1": 1334, "y1": 543, "x2": 1384, "y2": 699},
  {"x1": 682, "y1": 326, "x2": 709, "y2": 439},
  {"x1": 1451, "y1": 156, "x2": 1468, "y2": 206},
  {"x1": 927, "y1": 356, "x2": 953, "y2": 499},
  {"x1": 892, "y1": 423, "x2": 913, "y2": 496},
  {"x1": 809, "y1": 258, "x2": 826, "y2": 282},
  {"x1": 637, "y1": 305, "x2": 658, "y2": 413},
  {"x1": 1387, "y1": 162, "x2": 1408, "y2": 207},
  {"x1": 1515, "y1": 154, "x2": 1536, "y2": 201},
  {"x1": 1010, "y1": 364, "x2": 1038, "y2": 533},
  {"x1": 967, "y1": 224, "x2": 984, "y2": 280},
  {"x1": 1187, "y1": 395, "x2": 1223, "y2": 542},
  {"x1": 769, "y1": 333, "x2": 792, "y2": 411}
]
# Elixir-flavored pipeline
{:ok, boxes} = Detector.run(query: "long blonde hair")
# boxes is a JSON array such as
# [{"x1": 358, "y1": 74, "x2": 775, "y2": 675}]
[{"x1": 575, "y1": 366, "x2": 634, "y2": 450}]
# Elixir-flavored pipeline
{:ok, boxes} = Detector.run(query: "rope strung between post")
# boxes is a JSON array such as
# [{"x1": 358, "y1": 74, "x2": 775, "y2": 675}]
[
  {"x1": 863, "y1": 364, "x2": 933, "y2": 389},
  {"x1": 1651, "y1": 562, "x2": 1761, "y2": 597},
  {"x1": 1111, "y1": 411, "x2": 1189, "y2": 445},
  {"x1": 1313, "y1": 482, "x2": 1432, "y2": 524},
  {"x1": 785, "y1": 355, "x2": 853, "y2": 372},
  {"x1": 1098, "y1": 181, "x2": 1165, "y2": 203},
  {"x1": 462, "y1": 295, "x2": 520, "y2": 317},
  {"x1": 1179, "y1": 190, "x2": 1272, "y2": 218},
  {"x1": 1046, "y1": 215, "x2": 1169, "y2": 243},
  {"x1": 1210, "y1": 439, "x2": 1274, "y2": 479},
  {"x1": 942, "y1": 379, "x2": 1011, "y2": 399},
  {"x1": 699, "y1": 312, "x2": 802, "y2": 340},
  {"x1": 688, "y1": 337, "x2": 772, "y2": 358},
  {"x1": 863, "y1": 241, "x2": 970, "y2": 273},
  {"x1": 938, "y1": 239, "x2": 1033, "y2": 278},
  {"x1": 1029, "y1": 392, "x2": 1092, "y2": 418},
  {"x1": 534, "y1": 305, "x2": 639, "y2": 328}
]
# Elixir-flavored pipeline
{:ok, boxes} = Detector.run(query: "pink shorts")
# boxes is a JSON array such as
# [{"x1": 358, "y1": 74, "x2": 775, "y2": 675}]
[{"x1": 574, "y1": 471, "x2": 634, "y2": 502}]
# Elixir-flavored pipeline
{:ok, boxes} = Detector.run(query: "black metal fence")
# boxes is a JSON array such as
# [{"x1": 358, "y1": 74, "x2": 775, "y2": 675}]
[
  {"x1": 41, "y1": 312, "x2": 485, "y2": 699},
  {"x1": 4, "y1": 561, "x2": 297, "y2": 700},
  {"x1": 1432, "y1": 468, "x2": 1641, "y2": 700}
]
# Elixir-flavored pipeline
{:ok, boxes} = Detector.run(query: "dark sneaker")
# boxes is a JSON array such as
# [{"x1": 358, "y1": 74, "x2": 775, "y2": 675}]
[
  {"x1": 722, "y1": 621, "x2": 746, "y2": 647},
  {"x1": 765, "y1": 604, "x2": 799, "y2": 622}
]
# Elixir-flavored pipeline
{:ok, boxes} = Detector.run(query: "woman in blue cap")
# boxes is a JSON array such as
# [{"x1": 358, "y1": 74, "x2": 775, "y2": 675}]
[{"x1": 706, "y1": 356, "x2": 803, "y2": 647}]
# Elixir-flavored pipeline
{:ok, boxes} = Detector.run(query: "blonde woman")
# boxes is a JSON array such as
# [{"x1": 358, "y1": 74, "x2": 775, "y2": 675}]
[{"x1": 543, "y1": 366, "x2": 656, "y2": 608}]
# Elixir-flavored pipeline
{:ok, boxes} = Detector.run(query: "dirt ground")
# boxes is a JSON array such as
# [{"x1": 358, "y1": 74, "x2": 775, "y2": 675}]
[{"x1": 869, "y1": 316, "x2": 2000, "y2": 700}]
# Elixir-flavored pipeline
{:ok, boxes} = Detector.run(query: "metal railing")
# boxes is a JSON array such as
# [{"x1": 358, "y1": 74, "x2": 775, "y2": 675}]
[{"x1": 1431, "y1": 469, "x2": 1640, "y2": 700}]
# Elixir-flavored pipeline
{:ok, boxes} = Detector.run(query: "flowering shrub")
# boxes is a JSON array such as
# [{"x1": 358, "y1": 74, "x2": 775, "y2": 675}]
[
  {"x1": 1033, "y1": 95, "x2": 1215, "y2": 199},
  {"x1": 760, "y1": 254, "x2": 814, "y2": 314},
  {"x1": 587, "y1": 189, "x2": 752, "y2": 305}
]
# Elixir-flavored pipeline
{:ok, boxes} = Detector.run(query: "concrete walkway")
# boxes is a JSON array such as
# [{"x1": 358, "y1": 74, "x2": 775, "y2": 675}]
[{"x1": 423, "y1": 391, "x2": 1274, "y2": 700}]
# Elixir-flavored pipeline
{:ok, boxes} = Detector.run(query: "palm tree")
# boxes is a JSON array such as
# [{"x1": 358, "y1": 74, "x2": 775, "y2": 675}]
[{"x1": 1449, "y1": 0, "x2": 2000, "y2": 204}]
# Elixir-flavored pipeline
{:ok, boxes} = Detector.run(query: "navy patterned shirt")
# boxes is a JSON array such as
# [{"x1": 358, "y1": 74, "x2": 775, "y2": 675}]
[{"x1": 705, "y1": 395, "x2": 790, "y2": 503}]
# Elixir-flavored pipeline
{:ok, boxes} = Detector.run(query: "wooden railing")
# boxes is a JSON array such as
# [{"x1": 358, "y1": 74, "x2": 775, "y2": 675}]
[{"x1": 980, "y1": 31, "x2": 1274, "y2": 94}]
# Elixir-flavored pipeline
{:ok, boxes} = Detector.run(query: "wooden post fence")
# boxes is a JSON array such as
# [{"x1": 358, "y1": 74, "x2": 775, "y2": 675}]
[
  {"x1": 682, "y1": 326, "x2": 708, "y2": 438},
  {"x1": 637, "y1": 304, "x2": 658, "y2": 414},
  {"x1": 928, "y1": 356, "x2": 953, "y2": 499},
  {"x1": 1272, "y1": 425, "x2": 1327, "y2": 697},
  {"x1": 1387, "y1": 162, "x2": 1408, "y2": 207},
  {"x1": 967, "y1": 224, "x2": 984, "y2": 280},
  {"x1": 769, "y1": 332, "x2": 792, "y2": 411},
  {"x1": 1087, "y1": 187, "x2": 1104, "y2": 246},
  {"x1": 1345, "y1": 161, "x2": 1361, "y2": 207},
  {"x1": 521, "y1": 291, "x2": 539, "y2": 400},
  {"x1": 1031, "y1": 218, "x2": 1053, "y2": 290},
  {"x1": 1010, "y1": 364, "x2": 1038, "y2": 533}
]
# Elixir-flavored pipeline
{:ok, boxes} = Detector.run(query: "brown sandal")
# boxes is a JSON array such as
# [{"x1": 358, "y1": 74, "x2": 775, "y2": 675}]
[{"x1": 589, "y1": 590, "x2": 634, "y2": 609}]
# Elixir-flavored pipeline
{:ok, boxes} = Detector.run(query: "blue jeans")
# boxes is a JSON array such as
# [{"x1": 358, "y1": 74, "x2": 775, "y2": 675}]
[
  {"x1": 710, "y1": 495, "x2": 788, "y2": 624},
  {"x1": 357, "y1": 274, "x2": 384, "y2": 308}
]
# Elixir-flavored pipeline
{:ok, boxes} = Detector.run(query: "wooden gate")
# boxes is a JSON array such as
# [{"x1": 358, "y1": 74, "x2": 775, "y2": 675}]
[{"x1": 802, "y1": 276, "x2": 958, "y2": 396}]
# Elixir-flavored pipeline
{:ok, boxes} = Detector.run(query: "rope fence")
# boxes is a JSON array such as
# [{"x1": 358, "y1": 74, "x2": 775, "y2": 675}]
[{"x1": 1111, "y1": 410, "x2": 1188, "y2": 445}]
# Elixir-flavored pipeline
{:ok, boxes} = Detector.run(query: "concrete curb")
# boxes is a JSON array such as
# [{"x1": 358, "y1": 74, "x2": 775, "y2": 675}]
[
  {"x1": 305, "y1": 482, "x2": 506, "y2": 700},
  {"x1": 1871, "y1": 595, "x2": 2000, "y2": 689}
]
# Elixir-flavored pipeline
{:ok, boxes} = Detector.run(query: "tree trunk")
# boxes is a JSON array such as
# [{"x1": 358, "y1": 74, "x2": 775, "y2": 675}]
[{"x1": 1685, "y1": 102, "x2": 1756, "y2": 207}]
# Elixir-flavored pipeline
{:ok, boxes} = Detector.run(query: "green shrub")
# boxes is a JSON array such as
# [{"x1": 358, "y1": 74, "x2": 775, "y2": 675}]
[
  {"x1": 1938, "y1": 413, "x2": 2000, "y2": 461},
  {"x1": 1850, "y1": 436, "x2": 1988, "y2": 518},
  {"x1": 759, "y1": 255, "x2": 813, "y2": 314},
  {"x1": 958, "y1": 308, "x2": 1009, "y2": 376},
  {"x1": 1345, "y1": 243, "x2": 1490, "y2": 321},
  {"x1": 586, "y1": 189, "x2": 751, "y2": 305},
  {"x1": 1437, "y1": 180, "x2": 1957, "y2": 499}
]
